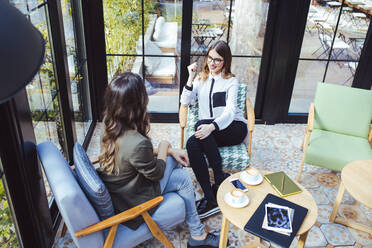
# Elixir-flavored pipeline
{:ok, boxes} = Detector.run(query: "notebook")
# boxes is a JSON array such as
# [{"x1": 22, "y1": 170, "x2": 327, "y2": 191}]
[
  {"x1": 244, "y1": 193, "x2": 308, "y2": 248},
  {"x1": 264, "y1": 171, "x2": 302, "y2": 197}
]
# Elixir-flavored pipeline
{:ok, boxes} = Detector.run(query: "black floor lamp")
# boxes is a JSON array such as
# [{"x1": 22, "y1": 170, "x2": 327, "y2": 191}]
[{"x1": 0, "y1": 0, "x2": 46, "y2": 104}]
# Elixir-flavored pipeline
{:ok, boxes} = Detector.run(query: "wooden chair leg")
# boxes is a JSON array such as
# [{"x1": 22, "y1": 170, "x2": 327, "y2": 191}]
[
  {"x1": 300, "y1": 128, "x2": 307, "y2": 152},
  {"x1": 141, "y1": 211, "x2": 174, "y2": 248},
  {"x1": 330, "y1": 182, "x2": 345, "y2": 222},
  {"x1": 103, "y1": 224, "x2": 118, "y2": 248},
  {"x1": 297, "y1": 152, "x2": 306, "y2": 182},
  {"x1": 180, "y1": 128, "x2": 184, "y2": 149},
  {"x1": 61, "y1": 222, "x2": 67, "y2": 237}
]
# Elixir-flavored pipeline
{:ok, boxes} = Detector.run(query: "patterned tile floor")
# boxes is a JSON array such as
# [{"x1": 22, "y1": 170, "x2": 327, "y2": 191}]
[{"x1": 55, "y1": 123, "x2": 372, "y2": 248}]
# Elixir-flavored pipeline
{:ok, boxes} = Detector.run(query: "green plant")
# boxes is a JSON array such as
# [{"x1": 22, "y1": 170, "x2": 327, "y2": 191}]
[
  {"x1": 103, "y1": 0, "x2": 156, "y2": 79},
  {"x1": 0, "y1": 181, "x2": 19, "y2": 248}
]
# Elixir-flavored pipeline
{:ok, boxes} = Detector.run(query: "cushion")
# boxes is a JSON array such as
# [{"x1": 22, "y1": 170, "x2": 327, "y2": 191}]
[
  {"x1": 313, "y1": 82, "x2": 372, "y2": 139},
  {"x1": 218, "y1": 144, "x2": 250, "y2": 170},
  {"x1": 151, "y1": 55, "x2": 176, "y2": 77},
  {"x1": 37, "y1": 142, "x2": 104, "y2": 248},
  {"x1": 185, "y1": 83, "x2": 250, "y2": 170},
  {"x1": 73, "y1": 142, "x2": 115, "y2": 220},
  {"x1": 152, "y1": 16, "x2": 164, "y2": 41},
  {"x1": 153, "y1": 22, "x2": 177, "y2": 48},
  {"x1": 153, "y1": 39, "x2": 177, "y2": 49},
  {"x1": 305, "y1": 129, "x2": 372, "y2": 171}
]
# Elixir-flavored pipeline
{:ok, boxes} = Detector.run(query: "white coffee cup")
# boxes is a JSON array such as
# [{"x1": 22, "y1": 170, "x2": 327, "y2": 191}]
[
  {"x1": 245, "y1": 168, "x2": 260, "y2": 181},
  {"x1": 228, "y1": 189, "x2": 246, "y2": 205}
]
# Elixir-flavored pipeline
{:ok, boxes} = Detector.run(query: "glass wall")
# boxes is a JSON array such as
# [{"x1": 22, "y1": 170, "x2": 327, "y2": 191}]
[
  {"x1": 289, "y1": 0, "x2": 370, "y2": 113},
  {"x1": 104, "y1": 0, "x2": 182, "y2": 113},
  {"x1": 61, "y1": 0, "x2": 93, "y2": 144},
  {"x1": 10, "y1": 0, "x2": 67, "y2": 153},
  {"x1": 191, "y1": 0, "x2": 269, "y2": 106},
  {"x1": 10, "y1": 0, "x2": 93, "y2": 149}
]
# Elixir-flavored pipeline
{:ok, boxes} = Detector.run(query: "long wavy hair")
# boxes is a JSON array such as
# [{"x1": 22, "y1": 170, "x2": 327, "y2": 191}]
[
  {"x1": 99, "y1": 72, "x2": 150, "y2": 175},
  {"x1": 198, "y1": 40, "x2": 235, "y2": 82}
]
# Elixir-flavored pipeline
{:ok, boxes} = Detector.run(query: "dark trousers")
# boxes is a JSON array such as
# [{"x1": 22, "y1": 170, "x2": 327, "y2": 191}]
[{"x1": 186, "y1": 119, "x2": 247, "y2": 202}]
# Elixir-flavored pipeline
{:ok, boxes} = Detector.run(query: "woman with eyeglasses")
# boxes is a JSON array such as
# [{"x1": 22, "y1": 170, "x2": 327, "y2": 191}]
[{"x1": 180, "y1": 40, "x2": 248, "y2": 219}]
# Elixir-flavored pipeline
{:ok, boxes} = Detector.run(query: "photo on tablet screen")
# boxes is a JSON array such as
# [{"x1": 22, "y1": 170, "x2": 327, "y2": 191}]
[{"x1": 265, "y1": 205, "x2": 292, "y2": 233}]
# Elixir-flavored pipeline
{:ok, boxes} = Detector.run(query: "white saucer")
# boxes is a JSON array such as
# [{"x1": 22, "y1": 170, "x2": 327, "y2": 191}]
[
  {"x1": 240, "y1": 171, "x2": 263, "y2": 185},
  {"x1": 224, "y1": 193, "x2": 249, "y2": 208}
]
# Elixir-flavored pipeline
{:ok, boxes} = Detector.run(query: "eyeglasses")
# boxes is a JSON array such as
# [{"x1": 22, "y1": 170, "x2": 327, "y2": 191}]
[{"x1": 207, "y1": 55, "x2": 224, "y2": 65}]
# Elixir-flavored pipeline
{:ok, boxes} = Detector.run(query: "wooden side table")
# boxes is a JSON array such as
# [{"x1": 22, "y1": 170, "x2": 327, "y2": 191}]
[
  {"x1": 329, "y1": 160, "x2": 372, "y2": 234},
  {"x1": 217, "y1": 170, "x2": 318, "y2": 248}
]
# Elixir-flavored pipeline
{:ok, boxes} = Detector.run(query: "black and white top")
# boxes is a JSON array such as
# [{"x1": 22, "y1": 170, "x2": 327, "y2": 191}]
[{"x1": 180, "y1": 73, "x2": 247, "y2": 131}]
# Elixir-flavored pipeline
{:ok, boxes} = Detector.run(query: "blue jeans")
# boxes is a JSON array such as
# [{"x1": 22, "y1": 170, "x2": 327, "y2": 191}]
[{"x1": 160, "y1": 156, "x2": 205, "y2": 237}]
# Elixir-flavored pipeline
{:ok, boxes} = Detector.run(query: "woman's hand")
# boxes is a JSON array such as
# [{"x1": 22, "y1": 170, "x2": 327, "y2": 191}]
[
  {"x1": 168, "y1": 148, "x2": 189, "y2": 167},
  {"x1": 156, "y1": 141, "x2": 171, "y2": 161},
  {"x1": 187, "y1": 62, "x2": 197, "y2": 86},
  {"x1": 195, "y1": 124, "x2": 215, "y2": 140}
]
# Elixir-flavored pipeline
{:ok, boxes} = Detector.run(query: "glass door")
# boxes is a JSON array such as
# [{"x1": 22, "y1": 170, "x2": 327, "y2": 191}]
[
  {"x1": 61, "y1": 0, "x2": 93, "y2": 144},
  {"x1": 103, "y1": 0, "x2": 182, "y2": 114},
  {"x1": 189, "y1": 0, "x2": 270, "y2": 107}
]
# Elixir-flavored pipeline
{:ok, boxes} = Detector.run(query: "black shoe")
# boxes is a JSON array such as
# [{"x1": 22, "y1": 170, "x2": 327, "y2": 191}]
[
  {"x1": 197, "y1": 198, "x2": 220, "y2": 219},
  {"x1": 187, "y1": 232, "x2": 220, "y2": 248},
  {"x1": 195, "y1": 198, "x2": 203, "y2": 209},
  {"x1": 211, "y1": 184, "x2": 219, "y2": 199},
  {"x1": 212, "y1": 173, "x2": 231, "y2": 197},
  {"x1": 222, "y1": 172, "x2": 231, "y2": 182}
]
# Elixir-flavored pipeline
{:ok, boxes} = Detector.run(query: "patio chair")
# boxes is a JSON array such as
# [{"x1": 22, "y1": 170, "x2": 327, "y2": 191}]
[
  {"x1": 314, "y1": 23, "x2": 350, "y2": 60},
  {"x1": 36, "y1": 141, "x2": 186, "y2": 248},
  {"x1": 342, "y1": 57, "x2": 358, "y2": 85},
  {"x1": 179, "y1": 83, "x2": 255, "y2": 171},
  {"x1": 297, "y1": 83, "x2": 372, "y2": 182}
]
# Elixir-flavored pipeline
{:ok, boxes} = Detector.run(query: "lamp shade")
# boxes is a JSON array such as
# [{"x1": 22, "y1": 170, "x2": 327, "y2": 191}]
[{"x1": 0, "y1": 1, "x2": 45, "y2": 104}]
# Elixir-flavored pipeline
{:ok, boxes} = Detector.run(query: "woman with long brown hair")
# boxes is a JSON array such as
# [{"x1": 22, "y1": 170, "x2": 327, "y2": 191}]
[
  {"x1": 98, "y1": 72, "x2": 220, "y2": 247},
  {"x1": 180, "y1": 41, "x2": 248, "y2": 219}
]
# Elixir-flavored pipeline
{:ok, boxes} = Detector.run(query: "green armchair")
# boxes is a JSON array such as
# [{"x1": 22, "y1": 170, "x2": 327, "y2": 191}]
[{"x1": 297, "y1": 82, "x2": 372, "y2": 182}]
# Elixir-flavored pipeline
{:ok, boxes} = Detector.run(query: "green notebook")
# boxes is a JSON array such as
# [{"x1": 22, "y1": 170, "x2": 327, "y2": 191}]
[{"x1": 264, "y1": 171, "x2": 302, "y2": 197}]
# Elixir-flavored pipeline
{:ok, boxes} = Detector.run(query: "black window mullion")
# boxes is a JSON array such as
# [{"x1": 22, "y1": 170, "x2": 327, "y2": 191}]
[
  {"x1": 352, "y1": 19, "x2": 372, "y2": 90},
  {"x1": 322, "y1": 0, "x2": 345, "y2": 82},
  {"x1": 46, "y1": 0, "x2": 76, "y2": 163},
  {"x1": 70, "y1": 0, "x2": 94, "y2": 146},
  {"x1": 179, "y1": 0, "x2": 193, "y2": 97},
  {"x1": 257, "y1": 0, "x2": 311, "y2": 124},
  {"x1": 227, "y1": 0, "x2": 233, "y2": 43},
  {"x1": 81, "y1": 0, "x2": 107, "y2": 122},
  {"x1": 141, "y1": 0, "x2": 145, "y2": 79}
]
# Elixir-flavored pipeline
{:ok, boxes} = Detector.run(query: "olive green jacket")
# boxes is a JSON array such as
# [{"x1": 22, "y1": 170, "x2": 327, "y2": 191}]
[{"x1": 98, "y1": 130, "x2": 165, "y2": 230}]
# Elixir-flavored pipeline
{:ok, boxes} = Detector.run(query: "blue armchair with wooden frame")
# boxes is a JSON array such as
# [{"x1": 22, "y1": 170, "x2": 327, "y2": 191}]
[
  {"x1": 37, "y1": 142, "x2": 185, "y2": 248},
  {"x1": 297, "y1": 83, "x2": 372, "y2": 182}
]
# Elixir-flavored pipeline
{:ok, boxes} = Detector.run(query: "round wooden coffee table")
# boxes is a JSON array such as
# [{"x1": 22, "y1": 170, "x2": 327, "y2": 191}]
[
  {"x1": 217, "y1": 170, "x2": 318, "y2": 248},
  {"x1": 329, "y1": 160, "x2": 372, "y2": 234}
]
